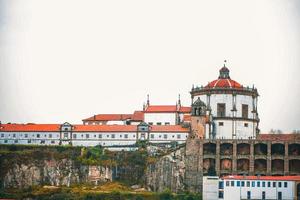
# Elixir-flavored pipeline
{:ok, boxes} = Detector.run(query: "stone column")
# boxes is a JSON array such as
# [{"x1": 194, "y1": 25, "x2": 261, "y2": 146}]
[
  {"x1": 216, "y1": 140, "x2": 220, "y2": 176},
  {"x1": 232, "y1": 141, "x2": 237, "y2": 174},
  {"x1": 249, "y1": 141, "x2": 254, "y2": 175},
  {"x1": 284, "y1": 142, "x2": 289, "y2": 175},
  {"x1": 267, "y1": 141, "x2": 272, "y2": 175}
]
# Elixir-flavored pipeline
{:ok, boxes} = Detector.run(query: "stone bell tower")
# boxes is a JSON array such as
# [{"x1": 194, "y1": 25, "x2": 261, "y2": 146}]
[{"x1": 190, "y1": 97, "x2": 207, "y2": 139}]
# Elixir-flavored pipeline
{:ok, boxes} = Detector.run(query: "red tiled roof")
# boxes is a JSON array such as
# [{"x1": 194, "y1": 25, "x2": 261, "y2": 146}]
[
  {"x1": 205, "y1": 79, "x2": 242, "y2": 89},
  {"x1": 82, "y1": 114, "x2": 133, "y2": 121},
  {"x1": 132, "y1": 111, "x2": 144, "y2": 121},
  {"x1": 73, "y1": 125, "x2": 137, "y2": 132},
  {"x1": 145, "y1": 105, "x2": 191, "y2": 113},
  {"x1": 183, "y1": 115, "x2": 191, "y2": 121},
  {"x1": 257, "y1": 133, "x2": 300, "y2": 141},
  {"x1": 0, "y1": 124, "x2": 60, "y2": 132},
  {"x1": 0, "y1": 124, "x2": 189, "y2": 133},
  {"x1": 150, "y1": 125, "x2": 189, "y2": 132},
  {"x1": 223, "y1": 175, "x2": 300, "y2": 181}
]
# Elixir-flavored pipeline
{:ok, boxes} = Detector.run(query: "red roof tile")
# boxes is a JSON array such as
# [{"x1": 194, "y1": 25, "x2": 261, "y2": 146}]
[
  {"x1": 205, "y1": 79, "x2": 242, "y2": 89},
  {"x1": 223, "y1": 175, "x2": 300, "y2": 181},
  {"x1": 82, "y1": 114, "x2": 133, "y2": 121},
  {"x1": 132, "y1": 111, "x2": 144, "y2": 121},
  {"x1": 150, "y1": 125, "x2": 189, "y2": 132},
  {"x1": 145, "y1": 105, "x2": 191, "y2": 113},
  {"x1": 183, "y1": 115, "x2": 191, "y2": 121},
  {"x1": 0, "y1": 124, "x2": 60, "y2": 132}
]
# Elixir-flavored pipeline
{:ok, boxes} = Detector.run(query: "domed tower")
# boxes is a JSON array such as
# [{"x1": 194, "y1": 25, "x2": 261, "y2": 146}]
[
  {"x1": 190, "y1": 62, "x2": 259, "y2": 139},
  {"x1": 190, "y1": 97, "x2": 207, "y2": 139}
]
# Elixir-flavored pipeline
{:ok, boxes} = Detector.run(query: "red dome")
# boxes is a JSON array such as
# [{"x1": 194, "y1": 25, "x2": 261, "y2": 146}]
[{"x1": 205, "y1": 78, "x2": 242, "y2": 89}]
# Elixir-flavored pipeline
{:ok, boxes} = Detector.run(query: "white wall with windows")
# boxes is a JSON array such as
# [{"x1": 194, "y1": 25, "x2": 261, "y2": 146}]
[
  {"x1": 220, "y1": 179, "x2": 295, "y2": 200},
  {"x1": 144, "y1": 113, "x2": 177, "y2": 125}
]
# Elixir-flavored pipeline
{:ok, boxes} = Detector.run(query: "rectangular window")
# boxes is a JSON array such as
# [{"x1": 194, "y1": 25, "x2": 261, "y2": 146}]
[
  {"x1": 217, "y1": 103, "x2": 226, "y2": 117},
  {"x1": 231, "y1": 181, "x2": 234, "y2": 187},
  {"x1": 218, "y1": 191, "x2": 224, "y2": 199},
  {"x1": 148, "y1": 122, "x2": 153, "y2": 125},
  {"x1": 27, "y1": 139, "x2": 31, "y2": 144},
  {"x1": 13, "y1": 134, "x2": 16, "y2": 138},
  {"x1": 278, "y1": 182, "x2": 282, "y2": 188},
  {"x1": 278, "y1": 192, "x2": 282, "y2": 200},
  {"x1": 252, "y1": 181, "x2": 255, "y2": 187},
  {"x1": 112, "y1": 134, "x2": 115, "y2": 139},
  {"x1": 237, "y1": 181, "x2": 240, "y2": 187},
  {"x1": 247, "y1": 191, "x2": 251, "y2": 199},
  {"x1": 241, "y1": 181, "x2": 245, "y2": 187},
  {"x1": 86, "y1": 134, "x2": 89, "y2": 139},
  {"x1": 51, "y1": 140, "x2": 55, "y2": 144},
  {"x1": 273, "y1": 182, "x2": 276, "y2": 187},
  {"x1": 1, "y1": 134, "x2": 4, "y2": 137},
  {"x1": 219, "y1": 181, "x2": 224, "y2": 189},
  {"x1": 284, "y1": 182, "x2": 287, "y2": 188},
  {"x1": 37, "y1": 134, "x2": 40, "y2": 138},
  {"x1": 64, "y1": 133, "x2": 68, "y2": 138},
  {"x1": 268, "y1": 182, "x2": 271, "y2": 187},
  {"x1": 177, "y1": 134, "x2": 181, "y2": 139},
  {"x1": 262, "y1": 191, "x2": 266, "y2": 200},
  {"x1": 4, "y1": 140, "x2": 8, "y2": 143},
  {"x1": 124, "y1": 134, "x2": 128, "y2": 139},
  {"x1": 163, "y1": 134, "x2": 167, "y2": 139},
  {"x1": 219, "y1": 122, "x2": 224, "y2": 126},
  {"x1": 150, "y1": 134, "x2": 154, "y2": 139},
  {"x1": 226, "y1": 181, "x2": 229, "y2": 187},
  {"x1": 247, "y1": 181, "x2": 250, "y2": 187},
  {"x1": 165, "y1": 122, "x2": 170, "y2": 125},
  {"x1": 41, "y1": 140, "x2": 45, "y2": 144},
  {"x1": 244, "y1": 123, "x2": 248, "y2": 127},
  {"x1": 73, "y1": 134, "x2": 76, "y2": 139},
  {"x1": 157, "y1": 122, "x2": 162, "y2": 125},
  {"x1": 257, "y1": 181, "x2": 260, "y2": 187},
  {"x1": 99, "y1": 134, "x2": 102, "y2": 139},
  {"x1": 14, "y1": 140, "x2": 18, "y2": 143},
  {"x1": 49, "y1": 134, "x2": 52, "y2": 138},
  {"x1": 242, "y1": 104, "x2": 249, "y2": 118},
  {"x1": 262, "y1": 181, "x2": 265, "y2": 187},
  {"x1": 25, "y1": 134, "x2": 28, "y2": 138}
]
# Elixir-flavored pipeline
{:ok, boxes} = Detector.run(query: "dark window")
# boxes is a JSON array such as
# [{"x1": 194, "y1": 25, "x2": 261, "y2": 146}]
[
  {"x1": 13, "y1": 134, "x2": 16, "y2": 137},
  {"x1": 14, "y1": 140, "x2": 18, "y2": 143},
  {"x1": 40, "y1": 140, "x2": 45, "y2": 144},
  {"x1": 268, "y1": 182, "x2": 271, "y2": 187},
  {"x1": 51, "y1": 140, "x2": 55, "y2": 144},
  {"x1": 262, "y1": 191, "x2": 266, "y2": 200},
  {"x1": 4, "y1": 140, "x2": 8, "y2": 143},
  {"x1": 1, "y1": 134, "x2": 4, "y2": 137},
  {"x1": 219, "y1": 181, "x2": 224, "y2": 189},
  {"x1": 165, "y1": 122, "x2": 170, "y2": 125},
  {"x1": 148, "y1": 122, "x2": 153, "y2": 125},
  {"x1": 226, "y1": 181, "x2": 229, "y2": 186},
  {"x1": 37, "y1": 134, "x2": 40, "y2": 138},
  {"x1": 86, "y1": 134, "x2": 89, "y2": 139},
  {"x1": 247, "y1": 181, "x2": 250, "y2": 187},
  {"x1": 218, "y1": 191, "x2": 224, "y2": 199},
  {"x1": 49, "y1": 134, "x2": 52, "y2": 138},
  {"x1": 73, "y1": 134, "x2": 76, "y2": 139},
  {"x1": 94, "y1": 134, "x2": 96, "y2": 138},
  {"x1": 163, "y1": 134, "x2": 167, "y2": 139},
  {"x1": 64, "y1": 133, "x2": 68, "y2": 138},
  {"x1": 157, "y1": 122, "x2": 162, "y2": 125},
  {"x1": 284, "y1": 182, "x2": 287, "y2": 188},
  {"x1": 219, "y1": 122, "x2": 224, "y2": 126},
  {"x1": 112, "y1": 134, "x2": 115, "y2": 138},
  {"x1": 257, "y1": 181, "x2": 260, "y2": 187},
  {"x1": 247, "y1": 191, "x2": 251, "y2": 199},
  {"x1": 278, "y1": 192, "x2": 282, "y2": 200},
  {"x1": 252, "y1": 181, "x2": 255, "y2": 187},
  {"x1": 150, "y1": 134, "x2": 154, "y2": 139},
  {"x1": 278, "y1": 182, "x2": 282, "y2": 188},
  {"x1": 124, "y1": 134, "x2": 128, "y2": 139},
  {"x1": 217, "y1": 103, "x2": 226, "y2": 117},
  {"x1": 27, "y1": 139, "x2": 31, "y2": 143},
  {"x1": 273, "y1": 182, "x2": 276, "y2": 187},
  {"x1": 244, "y1": 123, "x2": 248, "y2": 127},
  {"x1": 177, "y1": 134, "x2": 181, "y2": 139},
  {"x1": 241, "y1": 181, "x2": 245, "y2": 187},
  {"x1": 99, "y1": 134, "x2": 102, "y2": 138},
  {"x1": 262, "y1": 181, "x2": 265, "y2": 187},
  {"x1": 242, "y1": 104, "x2": 248, "y2": 118},
  {"x1": 237, "y1": 181, "x2": 240, "y2": 187},
  {"x1": 64, "y1": 128, "x2": 68, "y2": 131},
  {"x1": 231, "y1": 181, "x2": 234, "y2": 187}
]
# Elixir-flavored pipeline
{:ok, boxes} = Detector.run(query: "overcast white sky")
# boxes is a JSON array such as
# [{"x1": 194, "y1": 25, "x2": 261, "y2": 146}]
[{"x1": 0, "y1": 0, "x2": 299, "y2": 132}]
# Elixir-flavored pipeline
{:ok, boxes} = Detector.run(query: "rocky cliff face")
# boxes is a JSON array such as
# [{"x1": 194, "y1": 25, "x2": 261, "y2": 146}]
[
  {"x1": 146, "y1": 148, "x2": 186, "y2": 193},
  {"x1": 0, "y1": 148, "x2": 112, "y2": 189}
]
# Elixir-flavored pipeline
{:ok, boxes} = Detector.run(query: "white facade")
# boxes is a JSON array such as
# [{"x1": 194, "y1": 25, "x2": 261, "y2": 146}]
[
  {"x1": 144, "y1": 113, "x2": 177, "y2": 125},
  {"x1": 220, "y1": 178, "x2": 297, "y2": 200},
  {"x1": 203, "y1": 176, "x2": 220, "y2": 200}
]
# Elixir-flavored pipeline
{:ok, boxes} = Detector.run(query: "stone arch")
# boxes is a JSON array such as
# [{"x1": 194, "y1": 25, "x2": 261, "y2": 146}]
[
  {"x1": 289, "y1": 159, "x2": 300, "y2": 174},
  {"x1": 254, "y1": 143, "x2": 267, "y2": 155},
  {"x1": 237, "y1": 143, "x2": 250, "y2": 155},
  {"x1": 220, "y1": 158, "x2": 232, "y2": 171},
  {"x1": 271, "y1": 143, "x2": 285, "y2": 155},
  {"x1": 288, "y1": 143, "x2": 300, "y2": 156},
  {"x1": 220, "y1": 143, "x2": 233, "y2": 155},
  {"x1": 254, "y1": 159, "x2": 267, "y2": 173},
  {"x1": 237, "y1": 159, "x2": 249, "y2": 171},
  {"x1": 271, "y1": 159, "x2": 284, "y2": 172},
  {"x1": 203, "y1": 142, "x2": 216, "y2": 155}
]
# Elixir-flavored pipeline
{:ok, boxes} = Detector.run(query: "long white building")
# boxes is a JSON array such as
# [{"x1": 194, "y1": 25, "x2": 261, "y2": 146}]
[
  {"x1": 0, "y1": 122, "x2": 189, "y2": 149},
  {"x1": 219, "y1": 175, "x2": 300, "y2": 200}
]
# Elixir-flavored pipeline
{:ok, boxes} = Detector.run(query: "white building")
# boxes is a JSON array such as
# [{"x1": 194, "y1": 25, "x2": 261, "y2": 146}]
[
  {"x1": 203, "y1": 176, "x2": 220, "y2": 200},
  {"x1": 219, "y1": 175, "x2": 300, "y2": 200},
  {"x1": 0, "y1": 122, "x2": 189, "y2": 150},
  {"x1": 191, "y1": 64, "x2": 259, "y2": 139}
]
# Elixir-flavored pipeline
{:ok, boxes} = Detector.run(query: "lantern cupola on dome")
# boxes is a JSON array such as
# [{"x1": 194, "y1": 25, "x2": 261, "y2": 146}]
[{"x1": 219, "y1": 60, "x2": 230, "y2": 79}]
